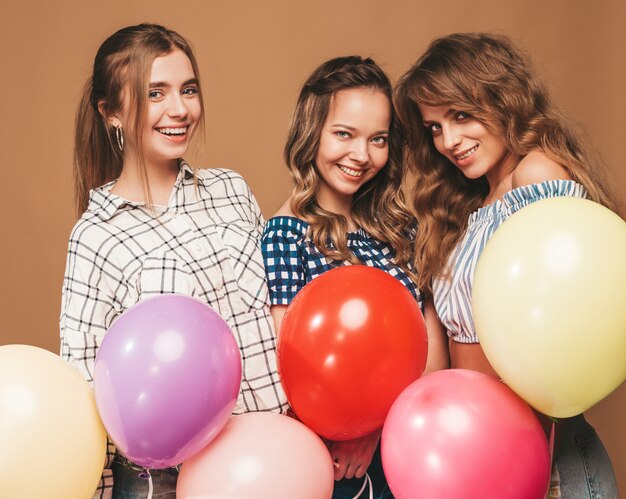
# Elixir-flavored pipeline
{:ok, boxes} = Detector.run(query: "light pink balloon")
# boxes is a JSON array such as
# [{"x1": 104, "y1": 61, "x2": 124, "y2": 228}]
[
  {"x1": 382, "y1": 369, "x2": 551, "y2": 499},
  {"x1": 177, "y1": 412, "x2": 334, "y2": 499}
]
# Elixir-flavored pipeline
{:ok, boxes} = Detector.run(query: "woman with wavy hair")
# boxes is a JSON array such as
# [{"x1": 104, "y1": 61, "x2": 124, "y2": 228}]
[
  {"x1": 262, "y1": 55, "x2": 448, "y2": 499},
  {"x1": 395, "y1": 32, "x2": 618, "y2": 498}
]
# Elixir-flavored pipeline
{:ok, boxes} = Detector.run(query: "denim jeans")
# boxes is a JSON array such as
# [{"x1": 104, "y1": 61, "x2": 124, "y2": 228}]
[
  {"x1": 111, "y1": 456, "x2": 178, "y2": 499},
  {"x1": 332, "y1": 443, "x2": 394, "y2": 499},
  {"x1": 551, "y1": 414, "x2": 617, "y2": 499}
]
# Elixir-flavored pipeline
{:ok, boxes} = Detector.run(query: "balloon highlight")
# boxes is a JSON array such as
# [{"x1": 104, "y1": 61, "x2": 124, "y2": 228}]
[
  {"x1": 382, "y1": 369, "x2": 551, "y2": 499},
  {"x1": 279, "y1": 266, "x2": 428, "y2": 440},
  {"x1": 0, "y1": 345, "x2": 106, "y2": 499},
  {"x1": 94, "y1": 294, "x2": 242, "y2": 469},
  {"x1": 473, "y1": 197, "x2": 626, "y2": 417}
]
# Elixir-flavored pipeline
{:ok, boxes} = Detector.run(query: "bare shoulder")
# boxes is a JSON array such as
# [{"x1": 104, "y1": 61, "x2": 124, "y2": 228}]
[
  {"x1": 272, "y1": 198, "x2": 295, "y2": 218},
  {"x1": 512, "y1": 150, "x2": 572, "y2": 188}
]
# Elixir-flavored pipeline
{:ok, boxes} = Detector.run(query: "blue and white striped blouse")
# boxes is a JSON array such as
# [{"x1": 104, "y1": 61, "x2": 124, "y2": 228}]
[
  {"x1": 262, "y1": 216, "x2": 421, "y2": 306},
  {"x1": 433, "y1": 180, "x2": 588, "y2": 344}
]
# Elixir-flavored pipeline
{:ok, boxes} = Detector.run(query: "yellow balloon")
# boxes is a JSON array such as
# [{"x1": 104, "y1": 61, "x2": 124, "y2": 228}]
[
  {"x1": 0, "y1": 345, "x2": 107, "y2": 499},
  {"x1": 472, "y1": 197, "x2": 626, "y2": 418}
]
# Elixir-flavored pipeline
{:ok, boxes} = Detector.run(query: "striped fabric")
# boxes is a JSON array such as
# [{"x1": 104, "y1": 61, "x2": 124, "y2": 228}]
[
  {"x1": 261, "y1": 215, "x2": 421, "y2": 307},
  {"x1": 433, "y1": 180, "x2": 588, "y2": 344},
  {"x1": 60, "y1": 161, "x2": 287, "y2": 497}
]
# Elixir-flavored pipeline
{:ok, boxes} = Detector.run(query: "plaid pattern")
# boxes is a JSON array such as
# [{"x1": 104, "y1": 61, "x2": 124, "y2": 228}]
[
  {"x1": 60, "y1": 161, "x2": 287, "y2": 498},
  {"x1": 261, "y1": 216, "x2": 421, "y2": 307}
]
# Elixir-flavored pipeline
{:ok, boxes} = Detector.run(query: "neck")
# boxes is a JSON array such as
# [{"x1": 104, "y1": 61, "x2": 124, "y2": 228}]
[
  {"x1": 113, "y1": 152, "x2": 179, "y2": 206},
  {"x1": 315, "y1": 186, "x2": 357, "y2": 231},
  {"x1": 484, "y1": 150, "x2": 521, "y2": 205}
]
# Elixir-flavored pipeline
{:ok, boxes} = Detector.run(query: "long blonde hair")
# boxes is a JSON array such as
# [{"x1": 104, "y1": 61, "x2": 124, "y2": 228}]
[
  {"x1": 74, "y1": 23, "x2": 205, "y2": 215},
  {"x1": 285, "y1": 56, "x2": 414, "y2": 271},
  {"x1": 395, "y1": 32, "x2": 619, "y2": 295}
]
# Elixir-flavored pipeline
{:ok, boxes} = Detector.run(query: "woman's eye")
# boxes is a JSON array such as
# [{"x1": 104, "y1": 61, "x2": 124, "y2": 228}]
[
  {"x1": 456, "y1": 111, "x2": 471, "y2": 120},
  {"x1": 371, "y1": 136, "x2": 388, "y2": 145},
  {"x1": 427, "y1": 123, "x2": 441, "y2": 134},
  {"x1": 334, "y1": 130, "x2": 351, "y2": 138},
  {"x1": 148, "y1": 90, "x2": 163, "y2": 99},
  {"x1": 182, "y1": 86, "x2": 199, "y2": 96}
]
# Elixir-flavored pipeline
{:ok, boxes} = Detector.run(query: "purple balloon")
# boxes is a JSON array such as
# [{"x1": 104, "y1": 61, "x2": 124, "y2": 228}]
[{"x1": 94, "y1": 294, "x2": 242, "y2": 469}]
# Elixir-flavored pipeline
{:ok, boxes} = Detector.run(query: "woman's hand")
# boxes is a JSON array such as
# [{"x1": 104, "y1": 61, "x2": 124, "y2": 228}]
[{"x1": 328, "y1": 429, "x2": 381, "y2": 481}]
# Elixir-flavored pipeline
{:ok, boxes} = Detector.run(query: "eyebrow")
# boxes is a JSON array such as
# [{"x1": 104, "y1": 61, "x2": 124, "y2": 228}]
[
  {"x1": 149, "y1": 78, "x2": 198, "y2": 88},
  {"x1": 422, "y1": 108, "x2": 457, "y2": 124},
  {"x1": 330, "y1": 123, "x2": 389, "y2": 134}
]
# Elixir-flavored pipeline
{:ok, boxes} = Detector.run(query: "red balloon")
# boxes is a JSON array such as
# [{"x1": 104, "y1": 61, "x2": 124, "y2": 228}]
[
  {"x1": 382, "y1": 369, "x2": 551, "y2": 499},
  {"x1": 278, "y1": 266, "x2": 427, "y2": 440}
]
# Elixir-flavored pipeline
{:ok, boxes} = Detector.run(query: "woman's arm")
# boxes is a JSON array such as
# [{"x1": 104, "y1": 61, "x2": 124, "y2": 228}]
[
  {"x1": 270, "y1": 304, "x2": 288, "y2": 336},
  {"x1": 60, "y1": 223, "x2": 120, "y2": 498},
  {"x1": 261, "y1": 202, "x2": 305, "y2": 335},
  {"x1": 423, "y1": 297, "x2": 450, "y2": 374}
]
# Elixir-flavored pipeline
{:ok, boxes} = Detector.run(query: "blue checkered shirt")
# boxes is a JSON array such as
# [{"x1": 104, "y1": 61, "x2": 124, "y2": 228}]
[{"x1": 261, "y1": 216, "x2": 421, "y2": 307}]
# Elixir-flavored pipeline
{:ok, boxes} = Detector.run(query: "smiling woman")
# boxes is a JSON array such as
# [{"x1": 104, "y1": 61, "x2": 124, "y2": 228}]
[
  {"x1": 417, "y1": 105, "x2": 516, "y2": 186},
  {"x1": 261, "y1": 55, "x2": 449, "y2": 499},
  {"x1": 61, "y1": 23, "x2": 287, "y2": 498},
  {"x1": 103, "y1": 49, "x2": 203, "y2": 205},
  {"x1": 314, "y1": 87, "x2": 391, "y2": 214},
  {"x1": 395, "y1": 32, "x2": 619, "y2": 498}
]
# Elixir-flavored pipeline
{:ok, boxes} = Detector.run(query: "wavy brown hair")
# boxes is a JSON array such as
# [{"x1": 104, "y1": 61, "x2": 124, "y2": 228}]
[
  {"x1": 73, "y1": 23, "x2": 205, "y2": 215},
  {"x1": 285, "y1": 56, "x2": 414, "y2": 271},
  {"x1": 395, "y1": 32, "x2": 619, "y2": 295}
]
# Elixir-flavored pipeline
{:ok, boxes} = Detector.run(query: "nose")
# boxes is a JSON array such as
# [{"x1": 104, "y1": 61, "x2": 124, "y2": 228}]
[
  {"x1": 442, "y1": 125, "x2": 462, "y2": 152},
  {"x1": 167, "y1": 93, "x2": 189, "y2": 119},
  {"x1": 348, "y1": 138, "x2": 368, "y2": 164}
]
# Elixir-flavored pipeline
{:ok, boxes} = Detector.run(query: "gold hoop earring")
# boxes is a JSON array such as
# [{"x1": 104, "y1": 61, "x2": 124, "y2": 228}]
[{"x1": 115, "y1": 126, "x2": 124, "y2": 152}]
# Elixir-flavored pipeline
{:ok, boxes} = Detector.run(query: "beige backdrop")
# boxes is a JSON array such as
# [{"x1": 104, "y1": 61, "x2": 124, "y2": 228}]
[{"x1": 2, "y1": 0, "x2": 624, "y2": 493}]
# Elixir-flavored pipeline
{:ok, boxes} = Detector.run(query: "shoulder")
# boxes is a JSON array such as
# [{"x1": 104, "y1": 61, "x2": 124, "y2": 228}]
[
  {"x1": 512, "y1": 150, "x2": 572, "y2": 188},
  {"x1": 64, "y1": 216, "x2": 122, "y2": 279},
  {"x1": 272, "y1": 199, "x2": 295, "y2": 218},
  {"x1": 68, "y1": 214, "x2": 115, "y2": 248},
  {"x1": 262, "y1": 215, "x2": 308, "y2": 246}
]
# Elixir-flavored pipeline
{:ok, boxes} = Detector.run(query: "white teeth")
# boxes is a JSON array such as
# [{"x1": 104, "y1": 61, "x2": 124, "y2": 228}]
[
  {"x1": 157, "y1": 127, "x2": 187, "y2": 136},
  {"x1": 456, "y1": 145, "x2": 478, "y2": 160},
  {"x1": 338, "y1": 165, "x2": 363, "y2": 177}
]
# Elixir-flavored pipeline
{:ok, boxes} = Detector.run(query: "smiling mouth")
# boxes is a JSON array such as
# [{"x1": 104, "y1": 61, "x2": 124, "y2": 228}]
[
  {"x1": 455, "y1": 145, "x2": 478, "y2": 160},
  {"x1": 338, "y1": 165, "x2": 364, "y2": 177},
  {"x1": 156, "y1": 126, "x2": 189, "y2": 137}
]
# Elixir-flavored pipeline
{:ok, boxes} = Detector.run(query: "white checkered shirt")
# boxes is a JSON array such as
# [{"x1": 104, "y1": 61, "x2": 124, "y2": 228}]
[{"x1": 60, "y1": 160, "x2": 287, "y2": 497}]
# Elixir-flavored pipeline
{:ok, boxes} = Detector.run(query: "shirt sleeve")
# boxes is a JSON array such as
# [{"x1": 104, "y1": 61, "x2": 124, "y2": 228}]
[
  {"x1": 60, "y1": 221, "x2": 120, "y2": 496},
  {"x1": 243, "y1": 179, "x2": 266, "y2": 232},
  {"x1": 505, "y1": 179, "x2": 588, "y2": 216},
  {"x1": 261, "y1": 222, "x2": 307, "y2": 306},
  {"x1": 60, "y1": 223, "x2": 120, "y2": 385}
]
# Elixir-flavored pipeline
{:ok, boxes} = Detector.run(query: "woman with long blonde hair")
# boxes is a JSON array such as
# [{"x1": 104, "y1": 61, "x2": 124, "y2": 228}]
[
  {"x1": 262, "y1": 55, "x2": 448, "y2": 499},
  {"x1": 62, "y1": 23, "x2": 287, "y2": 497},
  {"x1": 395, "y1": 32, "x2": 618, "y2": 498}
]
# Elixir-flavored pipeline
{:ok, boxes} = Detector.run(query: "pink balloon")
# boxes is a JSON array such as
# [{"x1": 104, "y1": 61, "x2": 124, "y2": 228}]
[
  {"x1": 382, "y1": 369, "x2": 550, "y2": 499},
  {"x1": 94, "y1": 295, "x2": 242, "y2": 469},
  {"x1": 177, "y1": 412, "x2": 334, "y2": 499}
]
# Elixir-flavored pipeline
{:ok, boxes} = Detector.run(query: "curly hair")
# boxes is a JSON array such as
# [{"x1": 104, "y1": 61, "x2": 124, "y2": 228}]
[
  {"x1": 394, "y1": 32, "x2": 618, "y2": 295},
  {"x1": 285, "y1": 55, "x2": 414, "y2": 272}
]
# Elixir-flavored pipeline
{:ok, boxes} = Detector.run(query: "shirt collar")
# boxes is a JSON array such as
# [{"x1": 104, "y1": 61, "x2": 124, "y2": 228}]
[
  {"x1": 179, "y1": 158, "x2": 195, "y2": 179},
  {"x1": 87, "y1": 159, "x2": 195, "y2": 221}
]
